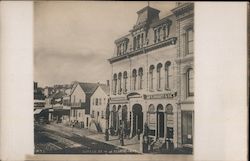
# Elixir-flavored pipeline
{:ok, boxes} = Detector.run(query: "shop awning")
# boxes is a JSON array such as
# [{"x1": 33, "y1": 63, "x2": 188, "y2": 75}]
[{"x1": 34, "y1": 109, "x2": 43, "y2": 115}]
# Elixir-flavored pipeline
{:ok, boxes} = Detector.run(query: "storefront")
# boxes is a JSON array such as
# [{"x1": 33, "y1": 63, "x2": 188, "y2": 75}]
[{"x1": 109, "y1": 91, "x2": 178, "y2": 147}]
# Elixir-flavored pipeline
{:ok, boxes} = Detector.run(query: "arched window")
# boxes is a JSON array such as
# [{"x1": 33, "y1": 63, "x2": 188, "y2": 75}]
[
  {"x1": 133, "y1": 37, "x2": 136, "y2": 50},
  {"x1": 132, "y1": 69, "x2": 137, "y2": 91},
  {"x1": 157, "y1": 63, "x2": 163, "y2": 90},
  {"x1": 157, "y1": 104, "x2": 164, "y2": 111},
  {"x1": 120, "y1": 43, "x2": 123, "y2": 55},
  {"x1": 154, "y1": 29, "x2": 157, "y2": 43},
  {"x1": 165, "y1": 61, "x2": 171, "y2": 90},
  {"x1": 118, "y1": 72, "x2": 122, "y2": 94},
  {"x1": 148, "y1": 104, "x2": 155, "y2": 113},
  {"x1": 137, "y1": 35, "x2": 140, "y2": 49},
  {"x1": 113, "y1": 74, "x2": 117, "y2": 95},
  {"x1": 148, "y1": 104, "x2": 155, "y2": 125},
  {"x1": 138, "y1": 68, "x2": 143, "y2": 90},
  {"x1": 123, "y1": 71, "x2": 128, "y2": 94},
  {"x1": 163, "y1": 26, "x2": 166, "y2": 40},
  {"x1": 187, "y1": 68, "x2": 194, "y2": 96},
  {"x1": 166, "y1": 104, "x2": 173, "y2": 114},
  {"x1": 149, "y1": 65, "x2": 155, "y2": 90},
  {"x1": 158, "y1": 27, "x2": 162, "y2": 42}
]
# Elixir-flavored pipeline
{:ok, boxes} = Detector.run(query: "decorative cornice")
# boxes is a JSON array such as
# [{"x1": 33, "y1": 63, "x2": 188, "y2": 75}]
[
  {"x1": 108, "y1": 37, "x2": 177, "y2": 64},
  {"x1": 114, "y1": 37, "x2": 129, "y2": 45},
  {"x1": 171, "y1": 3, "x2": 194, "y2": 18}
]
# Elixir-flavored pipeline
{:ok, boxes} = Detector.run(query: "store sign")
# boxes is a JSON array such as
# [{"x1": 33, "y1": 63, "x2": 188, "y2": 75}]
[{"x1": 144, "y1": 92, "x2": 177, "y2": 100}]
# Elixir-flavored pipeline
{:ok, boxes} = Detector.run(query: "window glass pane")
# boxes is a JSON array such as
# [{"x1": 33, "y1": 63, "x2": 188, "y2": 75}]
[
  {"x1": 188, "y1": 69, "x2": 194, "y2": 95},
  {"x1": 188, "y1": 41, "x2": 193, "y2": 54},
  {"x1": 189, "y1": 79, "x2": 194, "y2": 93},
  {"x1": 182, "y1": 111, "x2": 193, "y2": 144},
  {"x1": 188, "y1": 29, "x2": 193, "y2": 41}
]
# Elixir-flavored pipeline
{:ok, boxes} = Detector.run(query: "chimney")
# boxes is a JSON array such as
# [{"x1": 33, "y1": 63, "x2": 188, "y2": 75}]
[{"x1": 107, "y1": 80, "x2": 110, "y2": 86}]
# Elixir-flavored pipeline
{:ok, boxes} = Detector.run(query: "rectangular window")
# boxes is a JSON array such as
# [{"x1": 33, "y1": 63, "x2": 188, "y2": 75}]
[
  {"x1": 182, "y1": 111, "x2": 193, "y2": 144},
  {"x1": 101, "y1": 111, "x2": 104, "y2": 119},
  {"x1": 186, "y1": 29, "x2": 193, "y2": 55},
  {"x1": 95, "y1": 98, "x2": 98, "y2": 106},
  {"x1": 187, "y1": 69, "x2": 194, "y2": 96}
]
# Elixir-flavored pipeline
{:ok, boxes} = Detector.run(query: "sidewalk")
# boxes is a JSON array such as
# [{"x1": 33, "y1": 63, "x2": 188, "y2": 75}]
[
  {"x1": 45, "y1": 123, "x2": 141, "y2": 153},
  {"x1": 87, "y1": 132, "x2": 141, "y2": 153}
]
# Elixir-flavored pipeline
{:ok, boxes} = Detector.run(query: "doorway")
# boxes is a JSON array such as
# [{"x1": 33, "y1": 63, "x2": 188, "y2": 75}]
[
  {"x1": 158, "y1": 112, "x2": 164, "y2": 138},
  {"x1": 132, "y1": 104, "x2": 143, "y2": 136},
  {"x1": 157, "y1": 104, "x2": 165, "y2": 138}
]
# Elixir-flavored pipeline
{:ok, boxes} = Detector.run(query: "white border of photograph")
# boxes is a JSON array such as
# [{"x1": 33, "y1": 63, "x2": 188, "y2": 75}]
[{"x1": 0, "y1": 2, "x2": 248, "y2": 161}]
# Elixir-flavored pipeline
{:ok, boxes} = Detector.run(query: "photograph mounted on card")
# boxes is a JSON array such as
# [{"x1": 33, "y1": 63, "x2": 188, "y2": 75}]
[{"x1": 33, "y1": 1, "x2": 194, "y2": 156}]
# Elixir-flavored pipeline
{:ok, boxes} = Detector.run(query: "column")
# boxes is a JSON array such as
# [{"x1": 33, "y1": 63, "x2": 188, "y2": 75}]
[
  {"x1": 157, "y1": 112, "x2": 159, "y2": 138},
  {"x1": 116, "y1": 110, "x2": 119, "y2": 131},
  {"x1": 130, "y1": 111, "x2": 134, "y2": 138},
  {"x1": 136, "y1": 115, "x2": 138, "y2": 132},
  {"x1": 164, "y1": 112, "x2": 167, "y2": 140},
  {"x1": 109, "y1": 109, "x2": 112, "y2": 128}
]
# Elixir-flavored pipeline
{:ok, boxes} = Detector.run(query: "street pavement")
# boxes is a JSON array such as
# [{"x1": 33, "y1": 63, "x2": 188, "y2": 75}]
[
  {"x1": 35, "y1": 123, "x2": 193, "y2": 155},
  {"x1": 34, "y1": 123, "x2": 139, "y2": 154}
]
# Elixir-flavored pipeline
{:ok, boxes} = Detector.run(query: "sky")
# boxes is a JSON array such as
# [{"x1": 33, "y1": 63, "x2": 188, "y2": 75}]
[{"x1": 34, "y1": 1, "x2": 176, "y2": 87}]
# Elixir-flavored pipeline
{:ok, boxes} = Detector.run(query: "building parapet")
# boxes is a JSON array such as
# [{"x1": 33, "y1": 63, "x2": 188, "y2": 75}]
[{"x1": 108, "y1": 37, "x2": 177, "y2": 64}]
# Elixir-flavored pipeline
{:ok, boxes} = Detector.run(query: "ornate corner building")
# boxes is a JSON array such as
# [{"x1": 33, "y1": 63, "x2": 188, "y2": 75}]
[{"x1": 108, "y1": 2, "x2": 194, "y2": 150}]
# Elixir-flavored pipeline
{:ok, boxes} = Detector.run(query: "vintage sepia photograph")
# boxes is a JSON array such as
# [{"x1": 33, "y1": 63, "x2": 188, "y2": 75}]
[{"x1": 34, "y1": 1, "x2": 194, "y2": 155}]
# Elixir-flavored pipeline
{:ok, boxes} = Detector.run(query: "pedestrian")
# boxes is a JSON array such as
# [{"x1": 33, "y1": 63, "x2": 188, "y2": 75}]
[
  {"x1": 120, "y1": 127, "x2": 124, "y2": 146},
  {"x1": 137, "y1": 129, "x2": 141, "y2": 140}
]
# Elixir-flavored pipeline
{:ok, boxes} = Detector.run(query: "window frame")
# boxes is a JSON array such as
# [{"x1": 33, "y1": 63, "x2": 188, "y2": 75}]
[
  {"x1": 185, "y1": 27, "x2": 194, "y2": 55},
  {"x1": 156, "y1": 63, "x2": 163, "y2": 90},
  {"x1": 149, "y1": 65, "x2": 155, "y2": 91},
  {"x1": 138, "y1": 68, "x2": 143, "y2": 90},
  {"x1": 186, "y1": 68, "x2": 194, "y2": 97},
  {"x1": 132, "y1": 69, "x2": 137, "y2": 91},
  {"x1": 165, "y1": 61, "x2": 171, "y2": 90}
]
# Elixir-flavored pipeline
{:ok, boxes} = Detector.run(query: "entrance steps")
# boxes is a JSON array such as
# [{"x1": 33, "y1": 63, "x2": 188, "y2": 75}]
[{"x1": 151, "y1": 139, "x2": 165, "y2": 152}]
